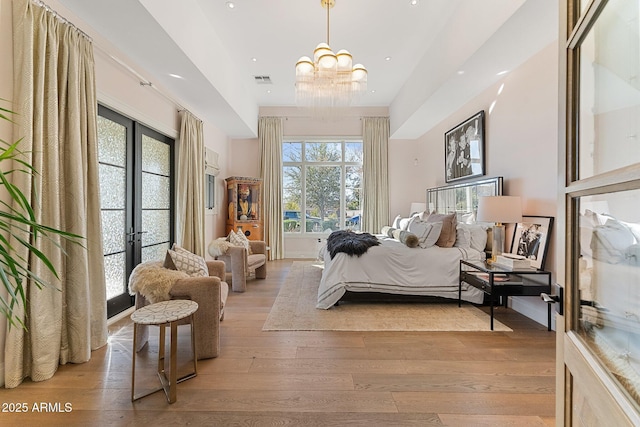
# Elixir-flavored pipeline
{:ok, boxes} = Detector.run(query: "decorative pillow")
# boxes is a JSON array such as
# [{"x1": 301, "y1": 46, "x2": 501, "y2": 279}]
[
  {"x1": 454, "y1": 225, "x2": 472, "y2": 249},
  {"x1": 460, "y1": 212, "x2": 476, "y2": 224},
  {"x1": 164, "y1": 247, "x2": 208, "y2": 277},
  {"x1": 208, "y1": 238, "x2": 232, "y2": 257},
  {"x1": 407, "y1": 217, "x2": 443, "y2": 248},
  {"x1": 381, "y1": 226, "x2": 396, "y2": 238},
  {"x1": 391, "y1": 229, "x2": 420, "y2": 248},
  {"x1": 424, "y1": 212, "x2": 457, "y2": 248},
  {"x1": 457, "y1": 223, "x2": 488, "y2": 252},
  {"x1": 392, "y1": 215, "x2": 412, "y2": 231},
  {"x1": 229, "y1": 230, "x2": 253, "y2": 254}
]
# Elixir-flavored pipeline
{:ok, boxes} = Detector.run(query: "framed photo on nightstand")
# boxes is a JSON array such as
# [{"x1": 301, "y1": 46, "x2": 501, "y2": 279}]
[{"x1": 509, "y1": 215, "x2": 554, "y2": 270}]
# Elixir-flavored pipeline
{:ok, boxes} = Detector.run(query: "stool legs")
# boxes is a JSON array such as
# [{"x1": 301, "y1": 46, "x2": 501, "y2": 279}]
[{"x1": 131, "y1": 319, "x2": 198, "y2": 403}]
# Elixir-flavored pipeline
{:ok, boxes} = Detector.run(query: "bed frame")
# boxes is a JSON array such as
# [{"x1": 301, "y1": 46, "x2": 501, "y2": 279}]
[{"x1": 427, "y1": 176, "x2": 503, "y2": 218}]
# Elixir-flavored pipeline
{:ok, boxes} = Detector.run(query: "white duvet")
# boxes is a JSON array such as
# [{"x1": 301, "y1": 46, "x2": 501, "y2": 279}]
[{"x1": 317, "y1": 236, "x2": 485, "y2": 309}]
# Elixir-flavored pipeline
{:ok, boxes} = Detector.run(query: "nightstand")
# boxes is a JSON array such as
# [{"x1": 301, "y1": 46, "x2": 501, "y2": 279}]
[{"x1": 459, "y1": 259, "x2": 552, "y2": 330}]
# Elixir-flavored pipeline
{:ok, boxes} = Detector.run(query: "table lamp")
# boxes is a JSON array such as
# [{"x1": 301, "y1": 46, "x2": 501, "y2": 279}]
[{"x1": 476, "y1": 196, "x2": 522, "y2": 262}]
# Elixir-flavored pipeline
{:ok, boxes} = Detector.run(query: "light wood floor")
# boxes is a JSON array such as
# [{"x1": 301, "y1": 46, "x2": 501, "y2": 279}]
[{"x1": 2, "y1": 259, "x2": 556, "y2": 426}]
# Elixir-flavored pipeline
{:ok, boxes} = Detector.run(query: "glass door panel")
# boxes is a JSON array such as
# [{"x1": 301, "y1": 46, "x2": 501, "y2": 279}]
[
  {"x1": 577, "y1": 191, "x2": 640, "y2": 407},
  {"x1": 140, "y1": 133, "x2": 173, "y2": 263},
  {"x1": 97, "y1": 114, "x2": 130, "y2": 307},
  {"x1": 577, "y1": 0, "x2": 640, "y2": 180}
]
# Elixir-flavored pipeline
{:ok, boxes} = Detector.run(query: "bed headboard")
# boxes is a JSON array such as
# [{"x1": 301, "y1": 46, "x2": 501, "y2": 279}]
[{"x1": 426, "y1": 176, "x2": 503, "y2": 218}]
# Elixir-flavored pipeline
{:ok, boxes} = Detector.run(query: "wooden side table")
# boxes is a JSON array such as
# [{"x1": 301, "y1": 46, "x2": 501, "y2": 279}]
[
  {"x1": 131, "y1": 299, "x2": 199, "y2": 403},
  {"x1": 459, "y1": 260, "x2": 552, "y2": 331}
]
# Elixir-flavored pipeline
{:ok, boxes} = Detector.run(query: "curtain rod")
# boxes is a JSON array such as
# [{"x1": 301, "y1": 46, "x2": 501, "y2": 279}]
[
  {"x1": 94, "y1": 46, "x2": 189, "y2": 114},
  {"x1": 31, "y1": 0, "x2": 189, "y2": 115},
  {"x1": 31, "y1": 0, "x2": 92, "y2": 42},
  {"x1": 32, "y1": 1, "x2": 193, "y2": 116}
]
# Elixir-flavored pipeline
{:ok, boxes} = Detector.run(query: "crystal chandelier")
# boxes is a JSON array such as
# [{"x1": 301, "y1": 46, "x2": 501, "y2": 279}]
[{"x1": 295, "y1": 0, "x2": 367, "y2": 111}]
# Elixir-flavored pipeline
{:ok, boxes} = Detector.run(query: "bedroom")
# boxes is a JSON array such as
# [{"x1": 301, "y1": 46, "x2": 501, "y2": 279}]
[
  {"x1": 0, "y1": 0, "x2": 638, "y2": 424},
  {"x1": 0, "y1": 0, "x2": 557, "y2": 382}
]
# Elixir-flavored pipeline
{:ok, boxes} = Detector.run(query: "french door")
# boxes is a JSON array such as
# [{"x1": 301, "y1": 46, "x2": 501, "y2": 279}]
[
  {"x1": 97, "y1": 105, "x2": 175, "y2": 318},
  {"x1": 559, "y1": 0, "x2": 640, "y2": 425}
]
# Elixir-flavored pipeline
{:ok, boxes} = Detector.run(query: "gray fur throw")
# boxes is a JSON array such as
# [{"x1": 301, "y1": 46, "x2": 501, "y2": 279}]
[{"x1": 326, "y1": 230, "x2": 380, "y2": 259}]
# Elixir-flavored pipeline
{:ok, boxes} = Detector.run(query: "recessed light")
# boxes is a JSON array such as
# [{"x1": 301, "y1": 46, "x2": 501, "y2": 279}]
[
  {"x1": 251, "y1": 57, "x2": 257, "y2": 62},
  {"x1": 226, "y1": 1, "x2": 235, "y2": 9},
  {"x1": 457, "y1": 70, "x2": 465, "y2": 75},
  {"x1": 266, "y1": 89, "x2": 271, "y2": 94},
  {"x1": 409, "y1": 0, "x2": 419, "y2": 6},
  {"x1": 169, "y1": 73, "x2": 184, "y2": 79},
  {"x1": 385, "y1": 56, "x2": 392, "y2": 61},
  {"x1": 370, "y1": 89, "x2": 376, "y2": 93}
]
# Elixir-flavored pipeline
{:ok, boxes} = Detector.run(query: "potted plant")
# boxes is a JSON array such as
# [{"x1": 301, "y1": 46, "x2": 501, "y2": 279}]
[{"x1": 0, "y1": 100, "x2": 82, "y2": 329}]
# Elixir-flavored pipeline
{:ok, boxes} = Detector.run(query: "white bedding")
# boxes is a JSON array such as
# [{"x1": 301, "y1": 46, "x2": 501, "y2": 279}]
[{"x1": 317, "y1": 235, "x2": 485, "y2": 309}]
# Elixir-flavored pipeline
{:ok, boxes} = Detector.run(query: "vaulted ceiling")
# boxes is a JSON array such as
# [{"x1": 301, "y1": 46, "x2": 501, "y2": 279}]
[{"x1": 56, "y1": 0, "x2": 558, "y2": 139}]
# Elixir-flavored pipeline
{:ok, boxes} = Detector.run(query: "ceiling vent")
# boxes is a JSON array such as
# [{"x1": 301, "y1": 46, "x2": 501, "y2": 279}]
[{"x1": 254, "y1": 75, "x2": 272, "y2": 84}]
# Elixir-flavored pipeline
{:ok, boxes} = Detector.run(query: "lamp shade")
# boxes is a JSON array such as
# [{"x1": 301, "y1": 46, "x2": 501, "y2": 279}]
[
  {"x1": 476, "y1": 196, "x2": 522, "y2": 224},
  {"x1": 409, "y1": 202, "x2": 427, "y2": 216}
]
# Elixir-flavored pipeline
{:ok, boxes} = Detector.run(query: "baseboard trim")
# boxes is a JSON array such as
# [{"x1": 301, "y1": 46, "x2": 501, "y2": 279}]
[
  {"x1": 108, "y1": 306, "x2": 135, "y2": 326},
  {"x1": 510, "y1": 296, "x2": 555, "y2": 331}
]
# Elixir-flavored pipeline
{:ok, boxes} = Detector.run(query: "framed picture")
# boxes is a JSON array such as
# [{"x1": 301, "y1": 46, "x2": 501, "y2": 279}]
[
  {"x1": 444, "y1": 110, "x2": 485, "y2": 183},
  {"x1": 509, "y1": 215, "x2": 554, "y2": 270}
]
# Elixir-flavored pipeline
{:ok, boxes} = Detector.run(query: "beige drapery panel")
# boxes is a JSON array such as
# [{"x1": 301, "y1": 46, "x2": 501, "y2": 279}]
[
  {"x1": 258, "y1": 117, "x2": 283, "y2": 260},
  {"x1": 362, "y1": 117, "x2": 390, "y2": 233},
  {"x1": 6, "y1": 0, "x2": 107, "y2": 388},
  {"x1": 176, "y1": 111, "x2": 205, "y2": 256}
]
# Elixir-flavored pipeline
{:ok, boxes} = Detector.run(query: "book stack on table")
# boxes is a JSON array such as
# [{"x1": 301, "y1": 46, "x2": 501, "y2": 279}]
[{"x1": 494, "y1": 254, "x2": 531, "y2": 269}]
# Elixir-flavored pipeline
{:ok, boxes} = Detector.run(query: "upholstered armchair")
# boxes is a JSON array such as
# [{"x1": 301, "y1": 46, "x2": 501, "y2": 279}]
[
  {"x1": 212, "y1": 240, "x2": 267, "y2": 293},
  {"x1": 130, "y1": 260, "x2": 229, "y2": 360}
]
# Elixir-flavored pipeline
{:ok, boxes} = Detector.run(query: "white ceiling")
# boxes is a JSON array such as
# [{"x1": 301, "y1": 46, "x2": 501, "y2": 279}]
[{"x1": 55, "y1": 0, "x2": 558, "y2": 139}]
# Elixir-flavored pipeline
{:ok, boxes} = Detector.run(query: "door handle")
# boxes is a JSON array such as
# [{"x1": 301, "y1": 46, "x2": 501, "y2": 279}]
[{"x1": 541, "y1": 284, "x2": 564, "y2": 315}]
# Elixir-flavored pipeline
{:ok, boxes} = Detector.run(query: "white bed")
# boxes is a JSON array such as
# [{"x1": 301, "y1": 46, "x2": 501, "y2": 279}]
[
  {"x1": 316, "y1": 177, "x2": 504, "y2": 309},
  {"x1": 317, "y1": 236, "x2": 485, "y2": 308}
]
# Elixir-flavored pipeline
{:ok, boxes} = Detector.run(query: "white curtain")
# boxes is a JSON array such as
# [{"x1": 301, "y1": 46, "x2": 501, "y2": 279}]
[
  {"x1": 177, "y1": 111, "x2": 205, "y2": 256},
  {"x1": 258, "y1": 117, "x2": 283, "y2": 260},
  {"x1": 362, "y1": 117, "x2": 390, "y2": 233},
  {"x1": 6, "y1": 0, "x2": 107, "y2": 388}
]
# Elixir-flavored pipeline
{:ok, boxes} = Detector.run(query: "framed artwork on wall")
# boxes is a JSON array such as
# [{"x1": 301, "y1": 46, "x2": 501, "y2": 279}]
[
  {"x1": 509, "y1": 215, "x2": 554, "y2": 270},
  {"x1": 444, "y1": 110, "x2": 485, "y2": 183}
]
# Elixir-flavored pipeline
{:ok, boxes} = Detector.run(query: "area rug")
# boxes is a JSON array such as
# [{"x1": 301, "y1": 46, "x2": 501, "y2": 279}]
[{"x1": 262, "y1": 261, "x2": 511, "y2": 332}]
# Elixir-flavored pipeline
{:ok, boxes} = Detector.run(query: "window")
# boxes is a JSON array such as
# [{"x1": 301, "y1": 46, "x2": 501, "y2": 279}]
[{"x1": 283, "y1": 139, "x2": 362, "y2": 233}]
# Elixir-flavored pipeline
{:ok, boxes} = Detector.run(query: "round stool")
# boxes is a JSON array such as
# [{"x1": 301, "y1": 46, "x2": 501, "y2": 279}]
[{"x1": 131, "y1": 299, "x2": 198, "y2": 403}]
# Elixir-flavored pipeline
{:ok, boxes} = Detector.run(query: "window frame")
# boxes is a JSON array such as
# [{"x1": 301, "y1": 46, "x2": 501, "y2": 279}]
[{"x1": 282, "y1": 137, "x2": 363, "y2": 234}]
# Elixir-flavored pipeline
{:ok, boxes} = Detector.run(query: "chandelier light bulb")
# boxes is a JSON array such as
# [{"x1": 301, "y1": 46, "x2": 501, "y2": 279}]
[
  {"x1": 314, "y1": 43, "x2": 332, "y2": 64},
  {"x1": 336, "y1": 50, "x2": 353, "y2": 72},
  {"x1": 318, "y1": 51, "x2": 338, "y2": 71},
  {"x1": 296, "y1": 57, "x2": 314, "y2": 78},
  {"x1": 352, "y1": 64, "x2": 368, "y2": 82}
]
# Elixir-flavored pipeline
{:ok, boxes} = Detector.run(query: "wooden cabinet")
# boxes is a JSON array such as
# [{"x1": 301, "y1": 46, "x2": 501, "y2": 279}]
[{"x1": 225, "y1": 176, "x2": 263, "y2": 240}]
